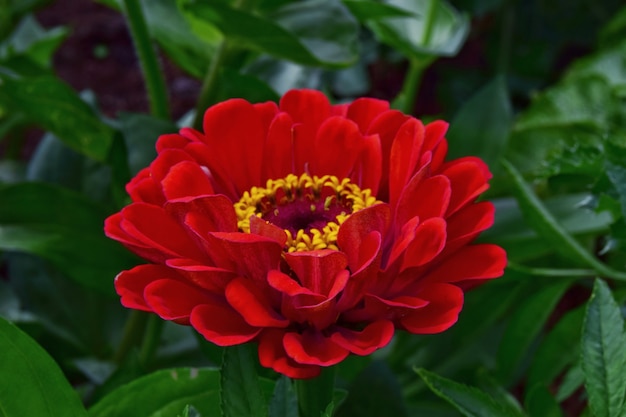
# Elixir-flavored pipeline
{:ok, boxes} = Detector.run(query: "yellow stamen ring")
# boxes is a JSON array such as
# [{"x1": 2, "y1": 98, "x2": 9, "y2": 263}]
[{"x1": 234, "y1": 173, "x2": 379, "y2": 252}]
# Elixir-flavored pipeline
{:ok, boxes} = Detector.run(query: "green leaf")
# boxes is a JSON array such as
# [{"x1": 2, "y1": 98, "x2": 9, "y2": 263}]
[
  {"x1": 496, "y1": 281, "x2": 570, "y2": 384},
  {"x1": 556, "y1": 363, "x2": 584, "y2": 402},
  {"x1": 342, "y1": 0, "x2": 414, "y2": 21},
  {"x1": 0, "y1": 316, "x2": 88, "y2": 417},
  {"x1": 366, "y1": 0, "x2": 469, "y2": 58},
  {"x1": 0, "y1": 182, "x2": 138, "y2": 294},
  {"x1": 0, "y1": 15, "x2": 68, "y2": 69},
  {"x1": 502, "y1": 159, "x2": 626, "y2": 280},
  {"x1": 447, "y1": 76, "x2": 512, "y2": 169},
  {"x1": 269, "y1": 376, "x2": 298, "y2": 417},
  {"x1": 0, "y1": 76, "x2": 115, "y2": 162},
  {"x1": 416, "y1": 368, "x2": 525, "y2": 417},
  {"x1": 185, "y1": 0, "x2": 358, "y2": 68},
  {"x1": 527, "y1": 304, "x2": 586, "y2": 393},
  {"x1": 215, "y1": 71, "x2": 279, "y2": 104},
  {"x1": 89, "y1": 368, "x2": 221, "y2": 417},
  {"x1": 505, "y1": 75, "x2": 614, "y2": 178},
  {"x1": 336, "y1": 361, "x2": 408, "y2": 417},
  {"x1": 143, "y1": 0, "x2": 218, "y2": 78},
  {"x1": 581, "y1": 279, "x2": 626, "y2": 417},
  {"x1": 321, "y1": 389, "x2": 348, "y2": 417},
  {"x1": 220, "y1": 344, "x2": 268, "y2": 417},
  {"x1": 605, "y1": 159, "x2": 626, "y2": 220},
  {"x1": 178, "y1": 404, "x2": 202, "y2": 417},
  {"x1": 525, "y1": 385, "x2": 564, "y2": 417}
]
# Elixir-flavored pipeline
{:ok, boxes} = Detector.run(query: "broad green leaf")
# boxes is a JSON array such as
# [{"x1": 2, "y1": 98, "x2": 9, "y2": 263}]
[
  {"x1": 526, "y1": 305, "x2": 585, "y2": 393},
  {"x1": 336, "y1": 361, "x2": 408, "y2": 417},
  {"x1": 581, "y1": 279, "x2": 626, "y2": 417},
  {"x1": 502, "y1": 159, "x2": 626, "y2": 280},
  {"x1": 177, "y1": 405, "x2": 201, "y2": 417},
  {"x1": 186, "y1": 0, "x2": 358, "y2": 68},
  {"x1": 271, "y1": 0, "x2": 359, "y2": 65},
  {"x1": 496, "y1": 281, "x2": 570, "y2": 384},
  {"x1": 0, "y1": 182, "x2": 138, "y2": 294},
  {"x1": 143, "y1": 0, "x2": 218, "y2": 78},
  {"x1": 220, "y1": 344, "x2": 268, "y2": 417},
  {"x1": 525, "y1": 385, "x2": 564, "y2": 417},
  {"x1": 269, "y1": 376, "x2": 298, "y2": 417},
  {"x1": 215, "y1": 71, "x2": 279, "y2": 104},
  {"x1": 505, "y1": 75, "x2": 614, "y2": 178},
  {"x1": 0, "y1": 15, "x2": 67, "y2": 68},
  {"x1": 0, "y1": 76, "x2": 115, "y2": 161},
  {"x1": 416, "y1": 368, "x2": 524, "y2": 417},
  {"x1": 342, "y1": 0, "x2": 414, "y2": 21},
  {"x1": 605, "y1": 159, "x2": 626, "y2": 219},
  {"x1": 0, "y1": 316, "x2": 88, "y2": 417},
  {"x1": 447, "y1": 75, "x2": 512, "y2": 169},
  {"x1": 367, "y1": 0, "x2": 469, "y2": 58},
  {"x1": 89, "y1": 368, "x2": 221, "y2": 417}
]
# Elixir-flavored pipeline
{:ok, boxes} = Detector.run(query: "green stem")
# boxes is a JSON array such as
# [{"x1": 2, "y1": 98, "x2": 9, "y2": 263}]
[
  {"x1": 114, "y1": 310, "x2": 149, "y2": 364},
  {"x1": 139, "y1": 315, "x2": 164, "y2": 366},
  {"x1": 192, "y1": 40, "x2": 229, "y2": 130},
  {"x1": 295, "y1": 367, "x2": 336, "y2": 417},
  {"x1": 121, "y1": 0, "x2": 170, "y2": 120},
  {"x1": 398, "y1": 58, "x2": 428, "y2": 115}
]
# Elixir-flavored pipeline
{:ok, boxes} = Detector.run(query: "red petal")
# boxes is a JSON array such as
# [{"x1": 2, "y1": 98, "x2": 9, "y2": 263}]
[
  {"x1": 337, "y1": 204, "x2": 389, "y2": 273},
  {"x1": 165, "y1": 258, "x2": 236, "y2": 292},
  {"x1": 284, "y1": 250, "x2": 348, "y2": 296},
  {"x1": 389, "y1": 119, "x2": 425, "y2": 206},
  {"x1": 149, "y1": 149, "x2": 194, "y2": 182},
  {"x1": 155, "y1": 131, "x2": 193, "y2": 153},
  {"x1": 279, "y1": 89, "x2": 331, "y2": 127},
  {"x1": 310, "y1": 117, "x2": 363, "y2": 179},
  {"x1": 166, "y1": 194, "x2": 238, "y2": 235},
  {"x1": 144, "y1": 279, "x2": 212, "y2": 325},
  {"x1": 206, "y1": 232, "x2": 283, "y2": 282},
  {"x1": 427, "y1": 244, "x2": 507, "y2": 284},
  {"x1": 346, "y1": 97, "x2": 390, "y2": 133},
  {"x1": 162, "y1": 161, "x2": 215, "y2": 200},
  {"x1": 400, "y1": 283, "x2": 464, "y2": 334},
  {"x1": 330, "y1": 320, "x2": 394, "y2": 355},
  {"x1": 445, "y1": 201, "x2": 495, "y2": 250},
  {"x1": 190, "y1": 303, "x2": 261, "y2": 346},
  {"x1": 263, "y1": 112, "x2": 295, "y2": 181},
  {"x1": 440, "y1": 157, "x2": 492, "y2": 216},
  {"x1": 258, "y1": 330, "x2": 321, "y2": 379},
  {"x1": 422, "y1": 120, "x2": 448, "y2": 152},
  {"x1": 225, "y1": 277, "x2": 288, "y2": 328},
  {"x1": 351, "y1": 134, "x2": 382, "y2": 194},
  {"x1": 249, "y1": 215, "x2": 288, "y2": 246},
  {"x1": 114, "y1": 264, "x2": 178, "y2": 312},
  {"x1": 118, "y1": 203, "x2": 206, "y2": 262},
  {"x1": 283, "y1": 330, "x2": 349, "y2": 366},
  {"x1": 401, "y1": 217, "x2": 447, "y2": 271},
  {"x1": 126, "y1": 168, "x2": 164, "y2": 205},
  {"x1": 202, "y1": 98, "x2": 266, "y2": 193}
]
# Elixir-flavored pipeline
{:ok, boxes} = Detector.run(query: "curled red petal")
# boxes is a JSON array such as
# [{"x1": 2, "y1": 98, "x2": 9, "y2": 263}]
[
  {"x1": 114, "y1": 264, "x2": 179, "y2": 312},
  {"x1": 401, "y1": 217, "x2": 447, "y2": 271},
  {"x1": 258, "y1": 330, "x2": 321, "y2": 379},
  {"x1": 330, "y1": 320, "x2": 394, "y2": 355},
  {"x1": 283, "y1": 330, "x2": 349, "y2": 366},
  {"x1": 190, "y1": 304, "x2": 261, "y2": 346},
  {"x1": 284, "y1": 250, "x2": 348, "y2": 296},
  {"x1": 249, "y1": 215, "x2": 288, "y2": 246},
  {"x1": 400, "y1": 283, "x2": 464, "y2": 334},
  {"x1": 389, "y1": 119, "x2": 424, "y2": 206},
  {"x1": 144, "y1": 278, "x2": 213, "y2": 325},
  {"x1": 225, "y1": 277, "x2": 288, "y2": 328},
  {"x1": 161, "y1": 160, "x2": 215, "y2": 200}
]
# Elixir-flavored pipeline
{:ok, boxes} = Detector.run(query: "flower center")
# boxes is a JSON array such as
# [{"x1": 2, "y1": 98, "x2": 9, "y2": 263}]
[{"x1": 234, "y1": 173, "x2": 380, "y2": 252}]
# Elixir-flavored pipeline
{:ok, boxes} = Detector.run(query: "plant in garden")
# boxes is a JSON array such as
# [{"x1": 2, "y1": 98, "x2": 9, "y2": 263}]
[
  {"x1": 105, "y1": 89, "x2": 506, "y2": 379},
  {"x1": 2, "y1": 0, "x2": 626, "y2": 416}
]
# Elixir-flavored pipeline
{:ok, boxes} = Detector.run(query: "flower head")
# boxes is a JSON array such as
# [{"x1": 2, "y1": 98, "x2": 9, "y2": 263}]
[{"x1": 105, "y1": 89, "x2": 506, "y2": 378}]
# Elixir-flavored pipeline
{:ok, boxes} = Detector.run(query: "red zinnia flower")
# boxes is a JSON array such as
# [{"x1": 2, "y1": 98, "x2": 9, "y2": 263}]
[{"x1": 105, "y1": 89, "x2": 506, "y2": 378}]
